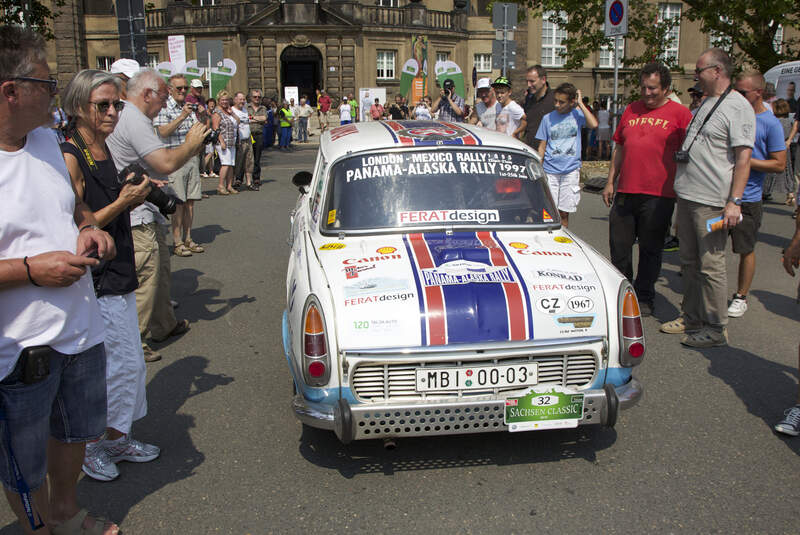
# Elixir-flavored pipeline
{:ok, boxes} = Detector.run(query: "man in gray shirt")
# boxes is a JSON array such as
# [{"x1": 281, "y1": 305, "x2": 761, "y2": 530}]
[
  {"x1": 660, "y1": 48, "x2": 755, "y2": 347},
  {"x1": 107, "y1": 69, "x2": 208, "y2": 360}
]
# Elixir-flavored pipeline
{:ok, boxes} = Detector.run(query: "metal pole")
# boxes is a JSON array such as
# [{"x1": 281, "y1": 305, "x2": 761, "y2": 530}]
[
  {"x1": 502, "y1": 5, "x2": 508, "y2": 77},
  {"x1": 208, "y1": 51, "x2": 213, "y2": 100},
  {"x1": 611, "y1": 35, "x2": 620, "y2": 146},
  {"x1": 127, "y1": 0, "x2": 135, "y2": 60}
]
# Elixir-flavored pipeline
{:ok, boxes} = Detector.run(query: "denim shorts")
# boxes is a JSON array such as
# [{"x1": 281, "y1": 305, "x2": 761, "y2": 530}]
[{"x1": 0, "y1": 343, "x2": 107, "y2": 493}]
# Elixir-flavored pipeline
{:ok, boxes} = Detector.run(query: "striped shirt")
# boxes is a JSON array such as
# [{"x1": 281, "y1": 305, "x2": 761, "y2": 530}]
[{"x1": 153, "y1": 96, "x2": 197, "y2": 148}]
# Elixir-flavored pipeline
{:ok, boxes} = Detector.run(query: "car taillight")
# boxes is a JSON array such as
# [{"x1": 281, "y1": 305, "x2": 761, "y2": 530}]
[
  {"x1": 495, "y1": 178, "x2": 521, "y2": 194},
  {"x1": 619, "y1": 286, "x2": 645, "y2": 366},
  {"x1": 302, "y1": 301, "x2": 331, "y2": 386}
]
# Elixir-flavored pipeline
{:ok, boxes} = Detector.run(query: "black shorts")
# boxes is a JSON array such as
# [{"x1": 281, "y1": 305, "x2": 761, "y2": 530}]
[{"x1": 729, "y1": 201, "x2": 763, "y2": 255}]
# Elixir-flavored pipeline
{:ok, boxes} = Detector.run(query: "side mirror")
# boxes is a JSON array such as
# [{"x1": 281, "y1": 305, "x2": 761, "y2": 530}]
[{"x1": 291, "y1": 171, "x2": 313, "y2": 194}]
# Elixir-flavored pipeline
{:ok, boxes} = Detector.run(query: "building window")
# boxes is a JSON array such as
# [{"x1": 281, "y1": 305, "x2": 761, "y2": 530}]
[
  {"x1": 146, "y1": 53, "x2": 159, "y2": 69},
  {"x1": 377, "y1": 50, "x2": 396, "y2": 80},
  {"x1": 598, "y1": 39, "x2": 624, "y2": 68},
  {"x1": 436, "y1": 52, "x2": 450, "y2": 64},
  {"x1": 198, "y1": 0, "x2": 216, "y2": 6},
  {"x1": 96, "y1": 56, "x2": 115, "y2": 71},
  {"x1": 474, "y1": 53, "x2": 492, "y2": 73},
  {"x1": 377, "y1": 0, "x2": 399, "y2": 7},
  {"x1": 541, "y1": 11, "x2": 567, "y2": 68},
  {"x1": 658, "y1": 3, "x2": 681, "y2": 62},
  {"x1": 773, "y1": 24, "x2": 784, "y2": 53}
]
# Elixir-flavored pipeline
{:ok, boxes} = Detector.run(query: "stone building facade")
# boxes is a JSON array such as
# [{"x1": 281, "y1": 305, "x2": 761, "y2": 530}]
[{"x1": 48, "y1": 0, "x2": 797, "y2": 106}]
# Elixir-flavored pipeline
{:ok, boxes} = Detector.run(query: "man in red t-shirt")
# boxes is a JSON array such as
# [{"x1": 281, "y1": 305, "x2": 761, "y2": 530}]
[
  {"x1": 602, "y1": 63, "x2": 693, "y2": 316},
  {"x1": 318, "y1": 90, "x2": 332, "y2": 131}
]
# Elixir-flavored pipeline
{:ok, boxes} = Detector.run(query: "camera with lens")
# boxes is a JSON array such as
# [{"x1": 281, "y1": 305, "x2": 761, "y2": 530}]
[
  {"x1": 204, "y1": 129, "x2": 219, "y2": 144},
  {"x1": 117, "y1": 163, "x2": 182, "y2": 217},
  {"x1": 189, "y1": 104, "x2": 198, "y2": 112},
  {"x1": 673, "y1": 150, "x2": 690, "y2": 163}
]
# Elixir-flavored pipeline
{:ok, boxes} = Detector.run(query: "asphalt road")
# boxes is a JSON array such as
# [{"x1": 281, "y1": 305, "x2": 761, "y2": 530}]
[{"x1": 2, "y1": 142, "x2": 798, "y2": 534}]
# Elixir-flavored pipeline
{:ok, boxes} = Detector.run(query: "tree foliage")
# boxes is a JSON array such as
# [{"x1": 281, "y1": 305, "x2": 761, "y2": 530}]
[
  {"x1": 1, "y1": 0, "x2": 65, "y2": 40},
  {"x1": 521, "y1": 0, "x2": 800, "y2": 74}
]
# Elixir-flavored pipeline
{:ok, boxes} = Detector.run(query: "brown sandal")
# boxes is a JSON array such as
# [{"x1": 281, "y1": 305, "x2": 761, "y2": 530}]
[
  {"x1": 185, "y1": 240, "x2": 205, "y2": 253},
  {"x1": 216, "y1": 187, "x2": 229, "y2": 196}
]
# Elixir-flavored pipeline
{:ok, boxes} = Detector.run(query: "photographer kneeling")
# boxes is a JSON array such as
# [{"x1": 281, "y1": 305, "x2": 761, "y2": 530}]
[
  {"x1": 61, "y1": 70, "x2": 160, "y2": 481},
  {"x1": 106, "y1": 69, "x2": 209, "y2": 363}
]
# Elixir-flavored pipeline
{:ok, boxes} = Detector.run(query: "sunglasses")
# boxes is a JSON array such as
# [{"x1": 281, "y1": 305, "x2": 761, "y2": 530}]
[
  {"x1": 13, "y1": 76, "x2": 58, "y2": 95},
  {"x1": 694, "y1": 64, "x2": 719, "y2": 75},
  {"x1": 91, "y1": 100, "x2": 125, "y2": 114},
  {"x1": 172, "y1": 85, "x2": 189, "y2": 91}
]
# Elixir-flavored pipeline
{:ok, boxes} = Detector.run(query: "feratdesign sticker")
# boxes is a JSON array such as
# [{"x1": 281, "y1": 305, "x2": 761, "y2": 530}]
[
  {"x1": 399, "y1": 209, "x2": 499, "y2": 225},
  {"x1": 319, "y1": 242, "x2": 346, "y2": 250}
]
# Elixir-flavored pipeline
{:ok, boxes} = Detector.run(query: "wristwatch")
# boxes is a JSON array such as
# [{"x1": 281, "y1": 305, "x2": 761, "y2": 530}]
[{"x1": 727, "y1": 196, "x2": 742, "y2": 206}]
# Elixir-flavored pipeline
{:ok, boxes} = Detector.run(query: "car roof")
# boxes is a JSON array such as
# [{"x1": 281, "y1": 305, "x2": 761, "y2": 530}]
[{"x1": 319, "y1": 120, "x2": 537, "y2": 162}]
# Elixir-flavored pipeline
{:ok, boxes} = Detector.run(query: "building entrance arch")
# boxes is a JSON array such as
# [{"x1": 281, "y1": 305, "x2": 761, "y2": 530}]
[{"x1": 281, "y1": 45, "x2": 322, "y2": 106}]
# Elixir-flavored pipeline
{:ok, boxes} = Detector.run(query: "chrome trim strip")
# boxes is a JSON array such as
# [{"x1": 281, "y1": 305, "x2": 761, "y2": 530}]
[
  {"x1": 617, "y1": 377, "x2": 643, "y2": 410},
  {"x1": 342, "y1": 336, "x2": 606, "y2": 356},
  {"x1": 292, "y1": 395, "x2": 335, "y2": 430}
]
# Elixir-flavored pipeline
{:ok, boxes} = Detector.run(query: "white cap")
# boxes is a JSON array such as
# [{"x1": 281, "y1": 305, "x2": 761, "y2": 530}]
[
  {"x1": 476, "y1": 77, "x2": 491, "y2": 90},
  {"x1": 190, "y1": 78, "x2": 203, "y2": 89},
  {"x1": 110, "y1": 58, "x2": 140, "y2": 79}
]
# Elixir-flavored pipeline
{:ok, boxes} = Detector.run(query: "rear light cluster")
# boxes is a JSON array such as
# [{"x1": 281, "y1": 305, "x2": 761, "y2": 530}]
[
  {"x1": 302, "y1": 301, "x2": 331, "y2": 386},
  {"x1": 494, "y1": 178, "x2": 522, "y2": 194},
  {"x1": 619, "y1": 286, "x2": 645, "y2": 366}
]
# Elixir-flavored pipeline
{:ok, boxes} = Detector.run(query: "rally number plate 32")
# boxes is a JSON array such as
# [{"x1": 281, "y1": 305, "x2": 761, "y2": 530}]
[{"x1": 415, "y1": 363, "x2": 538, "y2": 392}]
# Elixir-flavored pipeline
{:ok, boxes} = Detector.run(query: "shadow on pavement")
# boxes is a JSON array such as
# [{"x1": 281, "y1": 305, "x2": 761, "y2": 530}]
[
  {"x1": 686, "y1": 345, "x2": 799, "y2": 456},
  {"x1": 189, "y1": 224, "x2": 230, "y2": 246},
  {"x1": 170, "y1": 268, "x2": 255, "y2": 324},
  {"x1": 751, "y1": 289, "x2": 799, "y2": 321},
  {"x1": 74, "y1": 356, "x2": 233, "y2": 525},
  {"x1": 297, "y1": 424, "x2": 617, "y2": 479}
]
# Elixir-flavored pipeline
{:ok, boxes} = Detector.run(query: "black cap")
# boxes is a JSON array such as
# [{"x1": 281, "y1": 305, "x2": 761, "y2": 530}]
[{"x1": 688, "y1": 83, "x2": 702, "y2": 95}]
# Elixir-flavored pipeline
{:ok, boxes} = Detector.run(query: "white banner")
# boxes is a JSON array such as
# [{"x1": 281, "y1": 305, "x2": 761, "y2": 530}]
[{"x1": 168, "y1": 35, "x2": 186, "y2": 70}]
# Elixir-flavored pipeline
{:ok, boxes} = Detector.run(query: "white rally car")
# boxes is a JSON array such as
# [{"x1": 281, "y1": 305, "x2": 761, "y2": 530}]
[{"x1": 284, "y1": 120, "x2": 644, "y2": 443}]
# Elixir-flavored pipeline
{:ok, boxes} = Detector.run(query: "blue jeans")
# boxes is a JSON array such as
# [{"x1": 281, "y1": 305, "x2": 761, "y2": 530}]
[
  {"x1": 0, "y1": 343, "x2": 107, "y2": 492},
  {"x1": 279, "y1": 126, "x2": 292, "y2": 148},
  {"x1": 298, "y1": 117, "x2": 308, "y2": 142}
]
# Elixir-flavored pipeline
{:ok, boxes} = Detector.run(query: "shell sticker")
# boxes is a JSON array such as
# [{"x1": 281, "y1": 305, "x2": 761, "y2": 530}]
[
  {"x1": 376, "y1": 246, "x2": 397, "y2": 254},
  {"x1": 554, "y1": 236, "x2": 573, "y2": 244},
  {"x1": 319, "y1": 243, "x2": 346, "y2": 251},
  {"x1": 508, "y1": 242, "x2": 528, "y2": 250}
]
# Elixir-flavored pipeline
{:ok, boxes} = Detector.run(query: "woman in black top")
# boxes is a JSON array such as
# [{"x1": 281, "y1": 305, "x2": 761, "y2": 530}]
[{"x1": 61, "y1": 69, "x2": 161, "y2": 484}]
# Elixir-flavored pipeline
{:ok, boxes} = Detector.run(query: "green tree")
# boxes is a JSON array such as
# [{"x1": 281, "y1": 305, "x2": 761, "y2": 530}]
[
  {"x1": 521, "y1": 0, "x2": 799, "y2": 73},
  {"x1": 682, "y1": 0, "x2": 799, "y2": 73},
  {"x1": 1, "y1": 0, "x2": 65, "y2": 40}
]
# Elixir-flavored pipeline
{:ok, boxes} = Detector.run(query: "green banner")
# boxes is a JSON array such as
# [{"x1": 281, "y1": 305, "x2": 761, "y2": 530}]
[{"x1": 505, "y1": 387, "x2": 584, "y2": 432}]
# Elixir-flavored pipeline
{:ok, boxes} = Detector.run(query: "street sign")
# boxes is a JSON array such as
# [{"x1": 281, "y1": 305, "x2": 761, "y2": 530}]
[
  {"x1": 492, "y1": 40, "x2": 516, "y2": 70},
  {"x1": 604, "y1": 0, "x2": 628, "y2": 37},
  {"x1": 492, "y1": 3, "x2": 517, "y2": 29},
  {"x1": 196, "y1": 40, "x2": 224, "y2": 69}
]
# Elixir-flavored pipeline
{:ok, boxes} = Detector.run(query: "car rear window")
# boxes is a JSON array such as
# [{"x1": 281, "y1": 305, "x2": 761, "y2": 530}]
[{"x1": 323, "y1": 149, "x2": 556, "y2": 231}]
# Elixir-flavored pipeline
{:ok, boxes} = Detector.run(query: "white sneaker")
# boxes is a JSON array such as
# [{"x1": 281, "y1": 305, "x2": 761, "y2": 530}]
[
  {"x1": 775, "y1": 405, "x2": 800, "y2": 436},
  {"x1": 82, "y1": 441, "x2": 119, "y2": 481},
  {"x1": 104, "y1": 435, "x2": 160, "y2": 463},
  {"x1": 727, "y1": 294, "x2": 748, "y2": 318}
]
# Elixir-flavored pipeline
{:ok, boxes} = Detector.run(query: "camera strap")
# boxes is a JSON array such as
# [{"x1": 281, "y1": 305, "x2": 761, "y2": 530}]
[
  {"x1": 70, "y1": 130, "x2": 99, "y2": 174},
  {"x1": 0, "y1": 407, "x2": 45, "y2": 531},
  {"x1": 682, "y1": 85, "x2": 732, "y2": 154}
]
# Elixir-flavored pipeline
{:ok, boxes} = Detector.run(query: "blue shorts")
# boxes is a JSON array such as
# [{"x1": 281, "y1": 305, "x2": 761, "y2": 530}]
[{"x1": 0, "y1": 343, "x2": 107, "y2": 493}]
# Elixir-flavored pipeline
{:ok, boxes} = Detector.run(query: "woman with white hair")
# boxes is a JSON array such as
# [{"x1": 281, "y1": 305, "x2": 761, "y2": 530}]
[
  {"x1": 211, "y1": 90, "x2": 239, "y2": 195},
  {"x1": 60, "y1": 69, "x2": 161, "y2": 482}
]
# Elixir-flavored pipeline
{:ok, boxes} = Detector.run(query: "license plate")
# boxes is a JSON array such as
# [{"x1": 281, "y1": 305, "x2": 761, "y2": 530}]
[
  {"x1": 415, "y1": 363, "x2": 538, "y2": 392},
  {"x1": 504, "y1": 387, "x2": 585, "y2": 432}
]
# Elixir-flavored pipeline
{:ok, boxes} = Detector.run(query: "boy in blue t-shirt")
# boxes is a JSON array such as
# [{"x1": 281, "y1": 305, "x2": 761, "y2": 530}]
[
  {"x1": 728, "y1": 72, "x2": 787, "y2": 319},
  {"x1": 535, "y1": 83, "x2": 598, "y2": 227}
]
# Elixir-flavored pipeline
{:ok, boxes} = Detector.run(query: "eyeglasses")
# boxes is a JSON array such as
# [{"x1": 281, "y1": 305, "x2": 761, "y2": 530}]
[
  {"x1": 735, "y1": 88, "x2": 757, "y2": 95},
  {"x1": 694, "y1": 65, "x2": 719, "y2": 75},
  {"x1": 252, "y1": 95, "x2": 262, "y2": 99},
  {"x1": 90, "y1": 100, "x2": 125, "y2": 114},
  {"x1": 13, "y1": 76, "x2": 58, "y2": 95},
  {"x1": 172, "y1": 85, "x2": 188, "y2": 92},
  {"x1": 149, "y1": 88, "x2": 168, "y2": 100}
]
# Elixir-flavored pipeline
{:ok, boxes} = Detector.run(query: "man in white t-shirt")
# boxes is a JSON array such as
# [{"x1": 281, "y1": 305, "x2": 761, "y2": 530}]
[
  {"x1": 469, "y1": 77, "x2": 502, "y2": 129},
  {"x1": 0, "y1": 26, "x2": 120, "y2": 533},
  {"x1": 491, "y1": 76, "x2": 527, "y2": 138},
  {"x1": 339, "y1": 99, "x2": 352, "y2": 125}
]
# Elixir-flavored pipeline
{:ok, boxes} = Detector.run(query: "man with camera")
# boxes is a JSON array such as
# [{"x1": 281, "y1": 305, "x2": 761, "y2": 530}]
[
  {"x1": 0, "y1": 26, "x2": 121, "y2": 534},
  {"x1": 660, "y1": 48, "x2": 755, "y2": 347},
  {"x1": 153, "y1": 74, "x2": 204, "y2": 257},
  {"x1": 106, "y1": 69, "x2": 209, "y2": 360},
  {"x1": 432, "y1": 79, "x2": 464, "y2": 122},
  {"x1": 602, "y1": 63, "x2": 693, "y2": 318}
]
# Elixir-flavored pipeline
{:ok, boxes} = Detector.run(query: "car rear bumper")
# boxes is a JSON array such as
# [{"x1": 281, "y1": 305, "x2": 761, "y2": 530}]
[{"x1": 293, "y1": 377, "x2": 642, "y2": 443}]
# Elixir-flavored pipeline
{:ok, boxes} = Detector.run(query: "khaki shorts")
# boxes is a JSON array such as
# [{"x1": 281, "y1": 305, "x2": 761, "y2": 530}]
[{"x1": 168, "y1": 157, "x2": 201, "y2": 202}]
